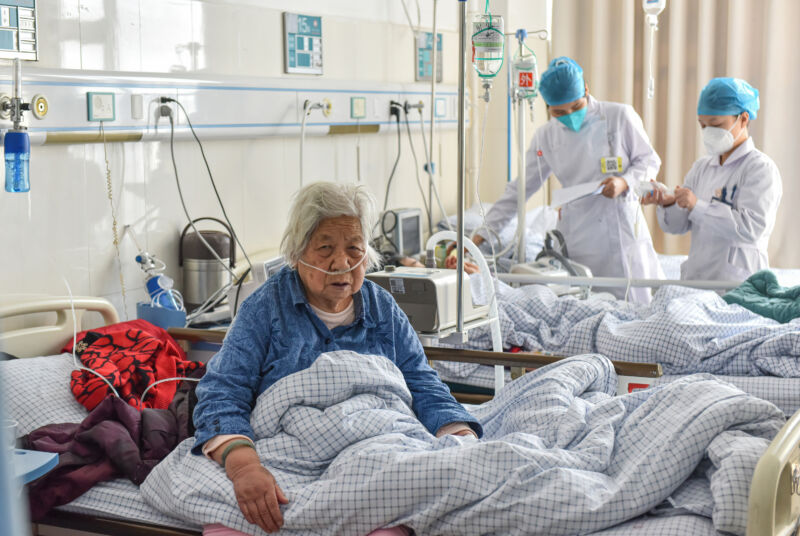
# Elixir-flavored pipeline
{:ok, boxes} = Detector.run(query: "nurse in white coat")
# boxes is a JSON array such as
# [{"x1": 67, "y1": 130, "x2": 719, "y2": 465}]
[
  {"x1": 474, "y1": 57, "x2": 663, "y2": 303},
  {"x1": 642, "y1": 77, "x2": 782, "y2": 282}
]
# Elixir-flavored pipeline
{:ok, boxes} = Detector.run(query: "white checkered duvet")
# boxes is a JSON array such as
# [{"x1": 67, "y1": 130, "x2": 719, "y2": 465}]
[
  {"x1": 141, "y1": 351, "x2": 782, "y2": 536},
  {"x1": 462, "y1": 283, "x2": 800, "y2": 376},
  {"x1": 653, "y1": 375, "x2": 800, "y2": 418},
  {"x1": 435, "y1": 362, "x2": 800, "y2": 418}
]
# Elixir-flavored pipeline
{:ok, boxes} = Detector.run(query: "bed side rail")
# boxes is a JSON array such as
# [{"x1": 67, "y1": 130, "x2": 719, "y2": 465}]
[
  {"x1": 747, "y1": 408, "x2": 800, "y2": 536},
  {"x1": 168, "y1": 327, "x2": 226, "y2": 345},
  {"x1": 166, "y1": 330, "x2": 662, "y2": 398},
  {"x1": 166, "y1": 330, "x2": 663, "y2": 379},
  {"x1": 0, "y1": 295, "x2": 119, "y2": 357},
  {"x1": 497, "y1": 273, "x2": 741, "y2": 291},
  {"x1": 423, "y1": 346, "x2": 662, "y2": 379}
]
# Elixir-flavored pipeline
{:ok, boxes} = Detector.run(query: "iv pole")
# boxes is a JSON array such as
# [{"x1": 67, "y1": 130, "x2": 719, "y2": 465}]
[
  {"x1": 515, "y1": 69, "x2": 527, "y2": 263},
  {"x1": 456, "y1": 0, "x2": 467, "y2": 336}
]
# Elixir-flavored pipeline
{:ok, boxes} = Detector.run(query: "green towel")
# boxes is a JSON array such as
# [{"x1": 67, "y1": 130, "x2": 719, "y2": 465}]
[{"x1": 723, "y1": 270, "x2": 800, "y2": 323}]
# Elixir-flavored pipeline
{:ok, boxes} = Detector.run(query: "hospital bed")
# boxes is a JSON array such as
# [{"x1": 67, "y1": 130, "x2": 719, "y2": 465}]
[
  {"x1": 436, "y1": 256, "x2": 800, "y2": 415},
  {"x1": 0, "y1": 295, "x2": 202, "y2": 536},
  {"x1": 2, "y1": 295, "x2": 800, "y2": 536}
]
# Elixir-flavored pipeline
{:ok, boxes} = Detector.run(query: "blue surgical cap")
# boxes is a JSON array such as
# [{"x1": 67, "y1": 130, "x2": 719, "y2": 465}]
[
  {"x1": 539, "y1": 56, "x2": 585, "y2": 106},
  {"x1": 697, "y1": 77, "x2": 760, "y2": 120}
]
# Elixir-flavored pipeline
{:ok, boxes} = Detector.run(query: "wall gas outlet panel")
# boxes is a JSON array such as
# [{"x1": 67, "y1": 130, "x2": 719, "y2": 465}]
[
  {"x1": 87, "y1": 92, "x2": 115, "y2": 122},
  {"x1": 284, "y1": 12, "x2": 323, "y2": 75},
  {"x1": 0, "y1": 1, "x2": 37, "y2": 60},
  {"x1": 350, "y1": 97, "x2": 366, "y2": 119},
  {"x1": 415, "y1": 32, "x2": 442, "y2": 82}
]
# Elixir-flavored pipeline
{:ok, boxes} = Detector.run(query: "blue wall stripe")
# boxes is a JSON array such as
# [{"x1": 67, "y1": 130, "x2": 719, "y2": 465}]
[
  {"x1": 29, "y1": 119, "x2": 459, "y2": 132},
  {"x1": 0, "y1": 78, "x2": 457, "y2": 96}
]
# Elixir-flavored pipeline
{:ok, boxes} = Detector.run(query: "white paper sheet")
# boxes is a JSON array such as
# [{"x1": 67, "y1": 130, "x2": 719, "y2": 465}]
[{"x1": 551, "y1": 182, "x2": 604, "y2": 207}]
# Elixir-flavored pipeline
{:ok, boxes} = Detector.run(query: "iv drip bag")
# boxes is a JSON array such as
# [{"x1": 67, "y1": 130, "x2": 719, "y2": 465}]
[
  {"x1": 472, "y1": 14, "x2": 504, "y2": 80},
  {"x1": 643, "y1": 0, "x2": 666, "y2": 100}
]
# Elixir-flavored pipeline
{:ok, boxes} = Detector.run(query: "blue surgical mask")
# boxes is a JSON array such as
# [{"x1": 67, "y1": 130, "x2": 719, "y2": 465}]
[{"x1": 556, "y1": 106, "x2": 587, "y2": 132}]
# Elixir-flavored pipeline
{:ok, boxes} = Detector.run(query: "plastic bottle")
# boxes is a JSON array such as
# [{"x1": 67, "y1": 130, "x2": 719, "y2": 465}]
[
  {"x1": 472, "y1": 14, "x2": 504, "y2": 79},
  {"x1": 4, "y1": 130, "x2": 30, "y2": 193}
]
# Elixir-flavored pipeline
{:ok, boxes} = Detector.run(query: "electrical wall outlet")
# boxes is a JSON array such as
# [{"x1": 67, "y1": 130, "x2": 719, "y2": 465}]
[
  {"x1": 435, "y1": 97, "x2": 447, "y2": 118},
  {"x1": 87, "y1": 92, "x2": 115, "y2": 122},
  {"x1": 350, "y1": 96, "x2": 366, "y2": 119},
  {"x1": 130, "y1": 94, "x2": 144, "y2": 120}
]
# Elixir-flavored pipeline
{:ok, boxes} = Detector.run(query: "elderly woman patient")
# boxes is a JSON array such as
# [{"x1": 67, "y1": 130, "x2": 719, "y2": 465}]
[{"x1": 192, "y1": 182, "x2": 481, "y2": 534}]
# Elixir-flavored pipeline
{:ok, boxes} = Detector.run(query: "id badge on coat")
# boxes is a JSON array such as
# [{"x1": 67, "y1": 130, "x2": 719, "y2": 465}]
[{"x1": 600, "y1": 156, "x2": 624, "y2": 175}]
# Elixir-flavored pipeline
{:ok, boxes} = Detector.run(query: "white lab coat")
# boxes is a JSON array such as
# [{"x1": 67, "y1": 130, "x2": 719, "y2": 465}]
[
  {"x1": 657, "y1": 137, "x2": 782, "y2": 282},
  {"x1": 481, "y1": 96, "x2": 664, "y2": 303}
]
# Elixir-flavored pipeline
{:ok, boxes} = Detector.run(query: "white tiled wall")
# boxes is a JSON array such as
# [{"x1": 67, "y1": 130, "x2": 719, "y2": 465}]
[{"x1": 0, "y1": 0, "x2": 549, "y2": 320}]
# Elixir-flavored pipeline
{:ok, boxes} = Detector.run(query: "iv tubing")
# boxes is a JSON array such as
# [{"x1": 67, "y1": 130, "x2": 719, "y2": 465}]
[
  {"x1": 506, "y1": 40, "x2": 512, "y2": 184},
  {"x1": 299, "y1": 104, "x2": 310, "y2": 187},
  {"x1": 428, "y1": 0, "x2": 439, "y2": 231},
  {"x1": 63, "y1": 277, "x2": 120, "y2": 399},
  {"x1": 417, "y1": 111, "x2": 452, "y2": 232}
]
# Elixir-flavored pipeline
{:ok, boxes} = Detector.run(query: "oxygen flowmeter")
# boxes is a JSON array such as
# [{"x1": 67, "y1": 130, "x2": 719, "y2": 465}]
[
  {"x1": 643, "y1": 0, "x2": 667, "y2": 99},
  {"x1": 0, "y1": 59, "x2": 48, "y2": 193},
  {"x1": 472, "y1": 13, "x2": 504, "y2": 102}
]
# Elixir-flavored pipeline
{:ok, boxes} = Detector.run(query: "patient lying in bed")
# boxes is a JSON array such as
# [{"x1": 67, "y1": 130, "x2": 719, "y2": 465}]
[{"x1": 459, "y1": 281, "x2": 800, "y2": 377}]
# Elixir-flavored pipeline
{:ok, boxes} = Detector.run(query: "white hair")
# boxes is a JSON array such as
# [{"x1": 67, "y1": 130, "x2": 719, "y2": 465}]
[{"x1": 280, "y1": 182, "x2": 381, "y2": 270}]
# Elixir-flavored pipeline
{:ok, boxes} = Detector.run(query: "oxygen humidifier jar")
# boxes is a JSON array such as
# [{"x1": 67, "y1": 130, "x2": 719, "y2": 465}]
[
  {"x1": 4, "y1": 130, "x2": 30, "y2": 193},
  {"x1": 472, "y1": 14, "x2": 504, "y2": 78},
  {"x1": 146, "y1": 274, "x2": 179, "y2": 310}
]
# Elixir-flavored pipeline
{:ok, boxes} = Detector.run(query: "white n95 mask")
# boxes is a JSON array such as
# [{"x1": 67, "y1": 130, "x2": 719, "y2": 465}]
[
  {"x1": 298, "y1": 252, "x2": 368, "y2": 275},
  {"x1": 702, "y1": 115, "x2": 743, "y2": 156}
]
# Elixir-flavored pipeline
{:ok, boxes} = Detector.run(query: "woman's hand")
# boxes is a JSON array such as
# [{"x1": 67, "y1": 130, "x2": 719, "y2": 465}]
[
  {"x1": 674, "y1": 185, "x2": 697, "y2": 211},
  {"x1": 640, "y1": 180, "x2": 676, "y2": 207},
  {"x1": 600, "y1": 177, "x2": 629, "y2": 198},
  {"x1": 436, "y1": 422, "x2": 478, "y2": 438},
  {"x1": 444, "y1": 254, "x2": 480, "y2": 274},
  {"x1": 225, "y1": 446, "x2": 289, "y2": 533}
]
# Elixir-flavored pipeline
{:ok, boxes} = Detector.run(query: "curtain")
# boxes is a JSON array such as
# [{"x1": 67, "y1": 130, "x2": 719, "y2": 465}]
[{"x1": 551, "y1": 0, "x2": 800, "y2": 268}]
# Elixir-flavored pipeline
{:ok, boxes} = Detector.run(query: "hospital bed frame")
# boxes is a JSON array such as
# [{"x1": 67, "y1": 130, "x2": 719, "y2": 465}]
[
  {"x1": 0, "y1": 295, "x2": 797, "y2": 536},
  {"x1": 498, "y1": 272, "x2": 742, "y2": 292}
]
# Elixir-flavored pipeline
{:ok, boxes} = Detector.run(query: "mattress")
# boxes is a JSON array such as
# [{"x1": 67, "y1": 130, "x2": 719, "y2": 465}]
[{"x1": 56, "y1": 478, "x2": 200, "y2": 532}]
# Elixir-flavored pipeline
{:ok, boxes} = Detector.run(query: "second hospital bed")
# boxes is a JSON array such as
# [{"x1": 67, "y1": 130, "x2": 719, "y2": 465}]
[{"x1": 433, "y1": 272, "x2": 800, "y2": 416}]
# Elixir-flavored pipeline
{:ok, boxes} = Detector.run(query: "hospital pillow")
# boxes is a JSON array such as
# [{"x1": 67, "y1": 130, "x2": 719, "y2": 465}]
[{"x1": 0, "y1": 353, "x2": 89, "y2": 436}]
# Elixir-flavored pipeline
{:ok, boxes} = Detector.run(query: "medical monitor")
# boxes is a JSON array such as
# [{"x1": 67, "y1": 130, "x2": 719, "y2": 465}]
[{"x1": 384, "y1": 208, "x2": 423, "y2": 258}]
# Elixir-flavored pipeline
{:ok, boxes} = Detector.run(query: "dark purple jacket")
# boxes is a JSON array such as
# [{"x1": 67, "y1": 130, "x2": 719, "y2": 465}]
[{"x1": 24, "y1": 372, "x2": 201, "y2": 520}]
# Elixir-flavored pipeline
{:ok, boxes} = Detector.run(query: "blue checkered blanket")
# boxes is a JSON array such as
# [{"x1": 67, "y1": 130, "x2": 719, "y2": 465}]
[
  {"x1": 141, "y1": 351, "x2": 782, "y2": 535},
  {"x1": 465, "y1": 283, "x2": 800, "y2": 376}
]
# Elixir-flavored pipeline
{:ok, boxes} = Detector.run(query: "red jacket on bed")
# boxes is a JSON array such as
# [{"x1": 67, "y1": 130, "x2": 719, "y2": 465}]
[{"x1": 61, "y1": 319, "x2": 204, "y2": 411}]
